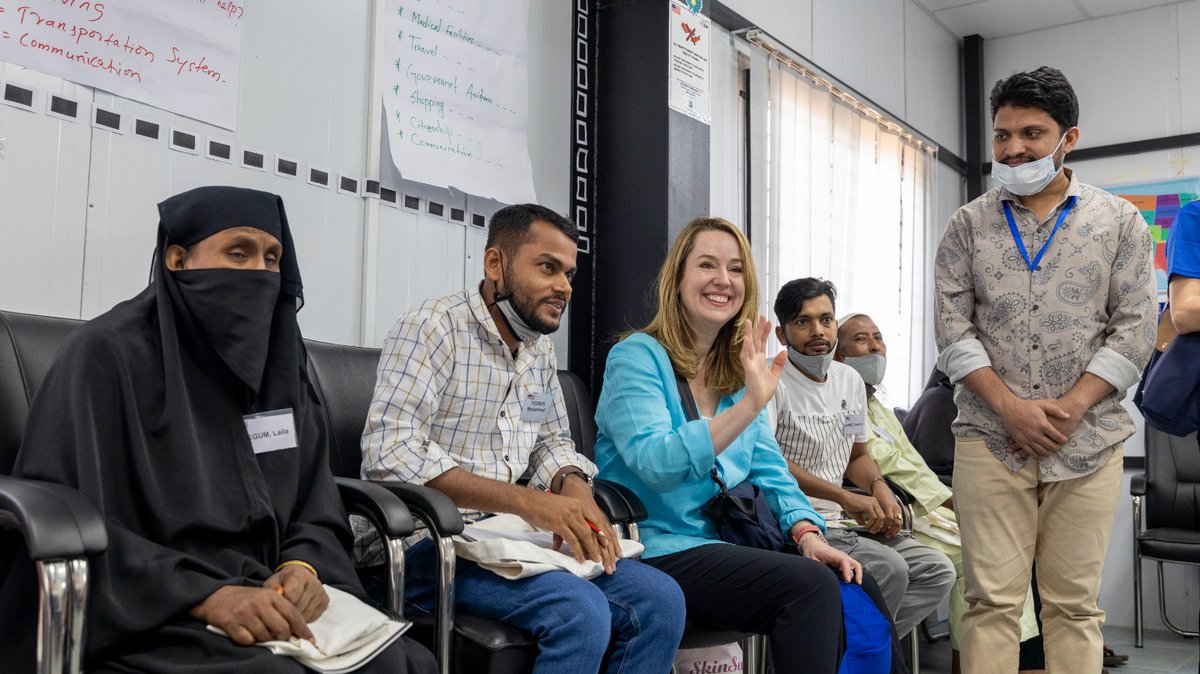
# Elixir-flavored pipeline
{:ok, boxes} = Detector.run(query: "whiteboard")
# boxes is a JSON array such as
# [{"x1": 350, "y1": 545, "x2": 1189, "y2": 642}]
[{"x1": 0, "y1": 0, "x2": 572, "y2": 352}]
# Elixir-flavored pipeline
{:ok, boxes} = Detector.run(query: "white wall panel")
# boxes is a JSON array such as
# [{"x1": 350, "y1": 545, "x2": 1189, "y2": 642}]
[
  {"x1": 0, "y1": 66, "x2": 92, "y2": 319},
  {"x1": 905, "y1": 2, "x2": 962, "y2": 155},
  {"x1": 812, "y1": 0, "x2": 907, "y2": 121},
  {"x1": 984, "y1": 5, "x2": 1181, "y2": 147},
  {"x1": 1177, "y1": 1, "x2": 1200, "y2": 136},
  {"x1": 718, "y1": 0, "x2": 814, "y2": 60},
  {"x1": 76, "y1": 0, "x2": 373, "y2": 346}
]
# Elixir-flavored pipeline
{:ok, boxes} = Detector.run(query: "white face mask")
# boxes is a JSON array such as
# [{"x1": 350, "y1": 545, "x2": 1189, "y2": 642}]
[
  {"x1": 494, "y1": 295, "x2": 544, "y2": 344},
  {"x1": 841, "y1": 354, "x2": 887, "y2": 387},
  {"x1": 991, "y1": 132, "x2": 1068, "y2": 196},
  {"x1": 787, "y1": 344, "x2": 836, "y2": 380}
]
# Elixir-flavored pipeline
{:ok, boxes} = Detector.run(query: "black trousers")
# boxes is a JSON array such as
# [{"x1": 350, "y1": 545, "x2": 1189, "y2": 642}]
[{"x1": 646, "y1": 543, "x2": 906, "y2": 674}]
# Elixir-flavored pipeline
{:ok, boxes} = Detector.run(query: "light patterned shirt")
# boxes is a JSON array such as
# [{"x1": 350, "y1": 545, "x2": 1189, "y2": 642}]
[
  {"x1": 356, "y1": 285, "x2": 594, "y2": 559},
  {"x1": 865, "y1": 396, "x2": 952, "y2": 520},
  {"x1": 934, "y1": 170, "x2": 1156, "y2": 481}
]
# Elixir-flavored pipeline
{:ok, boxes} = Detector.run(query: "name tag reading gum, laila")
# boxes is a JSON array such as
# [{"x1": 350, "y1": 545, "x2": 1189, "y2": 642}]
[{"x1": 243, "y1": 408, "x2": 298, "y2": 454}]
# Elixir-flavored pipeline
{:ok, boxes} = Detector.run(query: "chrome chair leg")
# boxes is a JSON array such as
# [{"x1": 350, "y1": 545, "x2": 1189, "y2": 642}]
[
  {"x1": 433, "y1": 535, "x2": 457, "y2": 674},
  {"x1": 1155, "y1": 560, "x2": 1200, "y2": 639},
  {"x1": 1132, "y1": 494, "x2": 1144, "y2": 648},
  {"x1": 741, "y1": 634, "x2": 767, "y2": 674},
  {"x1": 65, "y1": 559, "x2": 88, "y2": 674},
  {"x1": 36, "y1": 560, "x2": 70, "y2": 674},
  {"x1": 909, "y1": 628, "x2": 920, "y2": 673},
  {"x1": 383, "y1": 537, "x2": 407, "y2": 622}
]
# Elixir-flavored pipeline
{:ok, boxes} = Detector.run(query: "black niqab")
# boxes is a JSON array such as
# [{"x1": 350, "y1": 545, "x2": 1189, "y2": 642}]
[{"x1": 0, "y1": 186, "x2": 362, "y2": 672}]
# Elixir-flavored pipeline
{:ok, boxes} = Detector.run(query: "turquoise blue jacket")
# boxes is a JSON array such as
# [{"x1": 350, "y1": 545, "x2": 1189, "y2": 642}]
[{"x1": 593, "y1": 333, "x2": 825, "y2": 559}]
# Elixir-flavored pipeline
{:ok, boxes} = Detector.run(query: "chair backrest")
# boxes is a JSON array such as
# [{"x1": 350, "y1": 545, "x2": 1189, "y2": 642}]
[
  {"x1": 1144, "y1": 426, "x2": 1200, "y2": 531},
  {"x1": 303, "y1": 339, "x2": 384, "y2": 479},
  {"x1": 557, "y1": 369, "x2": 597, "y2": 461},
  {"x1": 0, "y1": 311, "x2": 85, "y2": 475}
]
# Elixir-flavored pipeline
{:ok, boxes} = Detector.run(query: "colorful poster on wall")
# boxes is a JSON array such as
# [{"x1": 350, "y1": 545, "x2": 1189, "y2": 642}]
[
  {"x1": 0, "y1": 0, "x2": 244, "y2": 130},
  {"x1": 668, "y1": 0, "x2": 710, "y2": 125},
  {"x1": 382, "y1": 0, "x2": 535, "y2": 204},
  {"x1": 1108, "y1": 178, "x2": 1200, "y2": 302}
]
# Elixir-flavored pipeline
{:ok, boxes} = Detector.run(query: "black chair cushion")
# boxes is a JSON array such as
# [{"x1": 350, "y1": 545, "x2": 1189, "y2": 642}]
[
  {"x1": 557, "y1": 370, "x2": 597, "y2": 461},
  {"x1": 1138, "y1": 527, "x2": 1200, "y2": 564},
  {"x1": 303, "y1": 339, "x2": 384, "y2": 480},
  {"x1": 1143, "y1": 430, "x2": 1200, "y2": 533},
  {"x1": 0, "y1": 311, "x2": 84, "y2": 475}
]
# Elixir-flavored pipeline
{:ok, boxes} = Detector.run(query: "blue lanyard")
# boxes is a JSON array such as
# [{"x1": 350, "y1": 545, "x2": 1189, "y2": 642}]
[{"x1": 1002, "y1": 196, "x2": 1076, "y2": 272}]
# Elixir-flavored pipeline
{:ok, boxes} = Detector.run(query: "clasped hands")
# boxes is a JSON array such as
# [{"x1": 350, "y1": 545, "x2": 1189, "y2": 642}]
[
  {"x1": 190, "y1": 563, "x2": 328, "y2": 646},
  {"x1": 843, "y1": 484, "x2": 903, "y2": 539},
  {"x1": 999, "y1": 395, "x2": 1085, "y2": 460}
]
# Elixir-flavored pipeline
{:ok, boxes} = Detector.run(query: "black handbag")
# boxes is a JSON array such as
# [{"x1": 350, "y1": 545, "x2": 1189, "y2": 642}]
[
  {"x1": 676, "y1": 375, "x2": 789, "y2": 552},
  {"x1": 1134, "y1": 305, "x2": 1200, "y2": 437}
]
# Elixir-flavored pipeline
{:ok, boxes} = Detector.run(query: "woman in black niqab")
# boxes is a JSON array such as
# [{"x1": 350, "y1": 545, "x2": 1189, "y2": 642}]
[{"x1": 0, "y1": 186, "x2": 432, "y2": 673}]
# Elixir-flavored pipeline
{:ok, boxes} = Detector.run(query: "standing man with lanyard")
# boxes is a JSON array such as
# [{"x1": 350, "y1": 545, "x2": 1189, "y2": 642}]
[{"x1": 934, "y1": 67, "x2": 1155, "y2": 673}]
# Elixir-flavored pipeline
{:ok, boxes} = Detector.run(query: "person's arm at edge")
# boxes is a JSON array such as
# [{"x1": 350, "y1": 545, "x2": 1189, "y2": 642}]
[{"x1": 1170, "y1": 276, "x2": 1200, "y2": 334}]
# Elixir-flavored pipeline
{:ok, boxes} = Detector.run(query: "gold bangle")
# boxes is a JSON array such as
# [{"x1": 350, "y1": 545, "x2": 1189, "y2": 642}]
[{"x1": 275, "y1": 559, "x2": 318, "y2": 580}]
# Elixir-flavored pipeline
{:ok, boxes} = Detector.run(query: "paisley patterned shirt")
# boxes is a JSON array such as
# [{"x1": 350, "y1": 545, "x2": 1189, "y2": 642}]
[{"x1": 934, "y1": 170, "x2": 1156, "y2": 481}]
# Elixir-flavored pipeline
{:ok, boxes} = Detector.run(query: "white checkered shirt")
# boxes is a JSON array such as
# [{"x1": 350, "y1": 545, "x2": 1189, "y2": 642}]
[{"x1": 355, "y1": 286, "x2": 594, "y2": 562}]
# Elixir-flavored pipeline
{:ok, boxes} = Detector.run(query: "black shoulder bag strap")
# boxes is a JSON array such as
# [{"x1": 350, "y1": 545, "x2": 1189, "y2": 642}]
[{"x1": 676, "y1": 374, "x2": 729, "y2": 491}]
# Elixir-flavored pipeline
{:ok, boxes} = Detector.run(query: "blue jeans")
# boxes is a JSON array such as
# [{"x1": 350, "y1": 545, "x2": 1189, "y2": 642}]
[{"x1": 404, "y1": 539, "x2": 685, "y2": 674}]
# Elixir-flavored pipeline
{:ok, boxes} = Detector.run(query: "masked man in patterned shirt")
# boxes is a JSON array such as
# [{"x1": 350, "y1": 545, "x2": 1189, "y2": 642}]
[
  {"x1": 934, "y1": 66, "x2": 1155, "y2": 672},
  {"x1": 358, "y1": 204, "x2": 685, "y2": 673}
]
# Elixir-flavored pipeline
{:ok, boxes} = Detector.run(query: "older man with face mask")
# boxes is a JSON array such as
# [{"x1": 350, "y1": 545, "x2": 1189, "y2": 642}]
[{"x1": 835, "y1": 312, "x2": 1041, "y2": 672}]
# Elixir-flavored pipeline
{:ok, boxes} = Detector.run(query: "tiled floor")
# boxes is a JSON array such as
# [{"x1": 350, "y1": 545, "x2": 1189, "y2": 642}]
[{"x1": 914, "y1": 626, "x2": 1198, "y2": 673}]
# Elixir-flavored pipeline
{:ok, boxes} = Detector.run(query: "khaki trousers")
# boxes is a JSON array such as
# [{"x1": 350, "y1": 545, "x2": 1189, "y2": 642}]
[{"x1": 954, "y1": 436, "x2": 1122, "y2": 674}]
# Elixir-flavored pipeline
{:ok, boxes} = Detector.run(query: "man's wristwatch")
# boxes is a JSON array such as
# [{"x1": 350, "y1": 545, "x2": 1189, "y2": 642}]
[{"x1": 555, "y1": 467, "x2": 593, "y2": 492}]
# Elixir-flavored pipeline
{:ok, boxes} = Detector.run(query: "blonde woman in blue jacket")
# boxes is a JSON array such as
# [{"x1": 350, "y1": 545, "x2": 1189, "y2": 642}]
[{"x1": 594, "y1": 217, "x2": 893, "y2": 672}]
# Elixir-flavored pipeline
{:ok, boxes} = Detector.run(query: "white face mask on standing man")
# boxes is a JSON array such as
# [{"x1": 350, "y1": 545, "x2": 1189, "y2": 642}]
[{"x1": 991, "y1": 131, "x2": 1068, "y2": 196}]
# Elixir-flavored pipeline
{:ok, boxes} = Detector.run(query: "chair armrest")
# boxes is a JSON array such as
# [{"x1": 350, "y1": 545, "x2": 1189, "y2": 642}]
[
  {"x1": 335, "y1": 477, "x2": 415, "y2": 539},
  {"x1": 884, "y1": 479, "x2": 916, "y2": 506},
  {"x1": 0, "y1": 475, "x2": 108, "y2": 559},
  {"x1": 1130, "y1": 474, "x2": 1148, "y2": 496},
  {"x1": 375, "y1": 481, "x2": 465, "y2": 536},
  {"x1": 593, "y1": 479, "x2": 648, "y2": 524}
]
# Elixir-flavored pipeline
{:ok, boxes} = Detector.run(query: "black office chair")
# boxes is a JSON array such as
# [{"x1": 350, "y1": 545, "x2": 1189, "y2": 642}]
[
  {"x1": 0, "y1": 311, "x2": 104, "y2": 674},
  {"x1": 0, "y1": 311, "x2": 415, "y2": 674},
  {"x1": 1131, "y1": 426, "x2": 1200, "y2": 647}
]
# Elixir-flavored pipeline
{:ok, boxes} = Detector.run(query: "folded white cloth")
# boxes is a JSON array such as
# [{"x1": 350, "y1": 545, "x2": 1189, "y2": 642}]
[
  {"x1": 912, "y1": 509, "x2": 961, "y2": 547},
  {"x1": 207, "y1": 584, "x2": 409, "y2": 673},
  {"x1": 455, "y1": 513, "x2": 645, "y2": 580}
]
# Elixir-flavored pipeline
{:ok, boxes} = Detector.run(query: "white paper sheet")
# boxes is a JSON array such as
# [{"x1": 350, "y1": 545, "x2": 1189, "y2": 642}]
[
  {"x1": 382, "y1": 0, "x2": 536, "y2": 203},
  {"x1": 0, "y1": 0, "x2": 244, "y2": 129}
]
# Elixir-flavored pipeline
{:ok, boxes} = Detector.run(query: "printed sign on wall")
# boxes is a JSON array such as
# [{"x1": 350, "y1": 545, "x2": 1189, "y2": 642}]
[
  {"x1": 383, "y1": 0, "x2": 536, "y2": 203},
  {"x1": 0, "y1": 0, "x2": 244, "y2": 130},
  {"x1": 668, "y1": 0, "x2": 710, "y2": 125}
]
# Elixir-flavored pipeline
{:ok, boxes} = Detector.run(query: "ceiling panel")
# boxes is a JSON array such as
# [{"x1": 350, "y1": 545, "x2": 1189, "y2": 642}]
[
  {"x1": 914, "y1": 0, "x2": 980, "y2": 11},
  {"x1": 933, "y1": 0, "x2": 1088, "y2": 39},
  {"x1": 1077, "y1": 0, "x2": 1181, "y2": 17},
  {"x1": 914, "y1": 0, "x2": 1191, "y2": 39}
]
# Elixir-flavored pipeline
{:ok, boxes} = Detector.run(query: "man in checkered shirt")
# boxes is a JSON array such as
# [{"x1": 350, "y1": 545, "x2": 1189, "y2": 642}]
[{"x1": 358, "y1": 204, "x2": 685, "y2": 673}]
